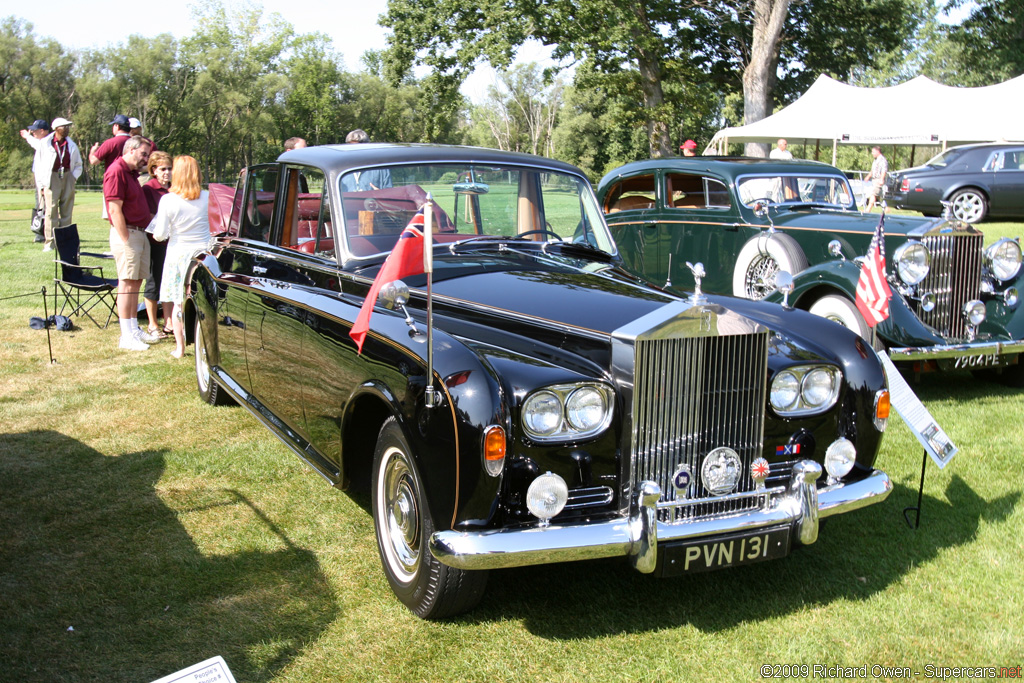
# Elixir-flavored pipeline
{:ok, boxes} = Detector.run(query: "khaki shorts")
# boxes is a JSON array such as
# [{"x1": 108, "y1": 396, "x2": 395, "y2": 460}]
[{"x1": 110, "y1": 227, "x2": 151, "y2": 280}]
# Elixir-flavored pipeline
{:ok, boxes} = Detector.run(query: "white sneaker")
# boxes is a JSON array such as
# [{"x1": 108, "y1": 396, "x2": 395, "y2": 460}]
[
  {"x1": 42, "y1": 243, "x2": 53, "y2": 252},
  {"x1": 135, "y1": 328, "x2": 161, "y2": 344},
  {"x1": 119, "y1": 335, "x2": 150, "y2": 351}
]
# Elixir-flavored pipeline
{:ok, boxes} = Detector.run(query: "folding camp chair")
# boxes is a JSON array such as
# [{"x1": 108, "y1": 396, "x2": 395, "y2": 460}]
[{"x1": 52, "y1": 224, "x2": 118, "y2": 328}]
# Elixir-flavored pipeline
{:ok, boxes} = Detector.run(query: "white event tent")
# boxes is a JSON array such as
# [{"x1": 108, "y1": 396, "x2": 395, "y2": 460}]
[{"x1": 708, "y1": 74, "x2": 1024, "y2": 164}]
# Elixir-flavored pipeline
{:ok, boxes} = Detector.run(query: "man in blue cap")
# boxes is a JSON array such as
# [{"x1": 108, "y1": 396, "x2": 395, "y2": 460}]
[
  {"x1": 25, "y1": 119, "x2": 51, "y2": 242},
  {"x1": 89, "y1": 114, "x2": 132, "y2": 170}
]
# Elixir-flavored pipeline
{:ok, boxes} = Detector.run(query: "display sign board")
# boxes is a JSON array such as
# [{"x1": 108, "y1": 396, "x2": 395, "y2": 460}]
[
  {"x1": 878, "y1": 352, "x2": 958, "y2": 468},
  {"x1": 150, "y1": 656, "x2": 236, "y2": 683}
]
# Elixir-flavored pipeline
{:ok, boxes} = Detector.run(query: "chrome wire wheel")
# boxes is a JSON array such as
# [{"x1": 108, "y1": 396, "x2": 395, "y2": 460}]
[
  {"x1": 744, "y1": 254, "x2": 780, "y2": 300},
  {"x1": 376, "y1": 445, "x2": 422, "y2": 584},
  {"x1": 951, "y1": 189, "x2": 987, "y2": 223}
]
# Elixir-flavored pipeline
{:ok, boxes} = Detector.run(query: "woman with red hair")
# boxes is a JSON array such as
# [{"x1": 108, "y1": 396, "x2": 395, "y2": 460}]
[{"x1": 150, "y1": 155, "x2": 212, "y2": 358}]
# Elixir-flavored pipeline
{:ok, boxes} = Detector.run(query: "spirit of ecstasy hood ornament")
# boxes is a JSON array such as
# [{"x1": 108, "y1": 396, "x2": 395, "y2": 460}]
[{"x1": 686, "y1": 261, "x2": 707, "y2": 305}]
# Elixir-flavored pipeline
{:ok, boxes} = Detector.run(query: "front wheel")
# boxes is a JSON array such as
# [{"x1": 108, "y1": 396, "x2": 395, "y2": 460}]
[
  {"x1": 372, "y1": 418, "x2": 487, "y2": 619},
  {"x1": 949, "y1": 188, "x2": 987, "y2": 223},
  {"x1": 195, "y1": 316, "x2": 234, "y2": 405},
  {"x1": 808, "y1": 295, "x2": 883, "y2": 349}
]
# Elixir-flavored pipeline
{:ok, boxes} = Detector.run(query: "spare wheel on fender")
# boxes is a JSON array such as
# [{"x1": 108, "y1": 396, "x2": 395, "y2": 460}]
[{"x1": 732, "y1": 232, "x2": 808, "y2": 300}]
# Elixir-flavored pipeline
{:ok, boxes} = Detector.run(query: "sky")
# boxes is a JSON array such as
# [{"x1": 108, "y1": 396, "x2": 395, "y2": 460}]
[{"x1": 9, "y1": 0, "x2": 557, "y2": 103}]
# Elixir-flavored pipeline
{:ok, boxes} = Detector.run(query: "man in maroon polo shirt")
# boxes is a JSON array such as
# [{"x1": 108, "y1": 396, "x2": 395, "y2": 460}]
[
  {"x1": 104, "y1": 135, "x2": 156, "y2": 351},
  {"x1": 88, "y1": 114, "x2": 131, "y2": 169}
]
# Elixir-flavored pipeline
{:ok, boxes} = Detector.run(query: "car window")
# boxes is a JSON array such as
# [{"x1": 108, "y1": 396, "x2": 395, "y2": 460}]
[
  {"x1": 603, "y1": 174, "x2": 656, "y2": 212},
  {"x1": 706, "y1": 179, "x2": 730, "y2": 208},
  {"x1": 340, "y1": 163, "x2": 615, "y2": 258},
  {"x1": 275, "y1": 166, "x2": 335, "y2": 260},
  {"x1": 737, "y1": 174, "x2": 854, "y2": 209},
  {"x1": 997, "y1": 150, "x2": 1024, "y2": 171},
  {"x1": 239, "y1": 165, "x2": 278, "y2": 242}
]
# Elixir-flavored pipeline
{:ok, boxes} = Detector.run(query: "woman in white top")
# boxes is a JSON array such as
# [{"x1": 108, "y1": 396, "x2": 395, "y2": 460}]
[{"x1": 150, "y1": 155, "x2": 212, "y2": 358}]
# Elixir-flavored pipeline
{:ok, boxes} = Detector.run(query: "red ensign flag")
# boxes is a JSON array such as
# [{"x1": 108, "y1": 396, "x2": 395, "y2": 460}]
[
  {"x1": 855, "y1": 212, "x2": 892, "y2": 327},
  {"x1": 349, "y1": 210, "x2": 427, "y2": 354}
]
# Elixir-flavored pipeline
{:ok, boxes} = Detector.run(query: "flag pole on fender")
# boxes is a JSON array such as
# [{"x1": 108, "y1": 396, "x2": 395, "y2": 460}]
[
  {"x1": 855, "y1": 203, "x2": 892, "y2": 349},
  {"x1": 423, "y1": 195, "x2": 441, "y2": 409}
]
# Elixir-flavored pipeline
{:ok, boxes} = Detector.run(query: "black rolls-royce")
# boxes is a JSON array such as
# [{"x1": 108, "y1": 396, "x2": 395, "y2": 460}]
[{"x1": 186, "y1": 144, "x2": 893, "y2": 619}]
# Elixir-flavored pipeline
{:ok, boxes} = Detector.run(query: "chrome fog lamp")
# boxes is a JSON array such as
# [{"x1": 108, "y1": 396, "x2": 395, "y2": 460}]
[
  {"x1": 565, "y1": 386, "x2": 609, "y2": 432},
  {"x1": 770, "y1": 371, "x2": 800, "y2": 411},
  {"x1": 893, "y1": 241, "x2": 931, "y2": 285},
  {"x1": 522, "y1": 391, "x2": 561, "y2": 437},
  {"x1": 985, "y1": 238, "x2": 1022, "y2": 281},
  {"x1": 920, "y1": 292, "x2": 937, "y2": 313},
  {"x1": 526, "y1": 472, "x2": 568, "y2": 525},
  {"x1": 824, "y1": 437, "x2": 856, "y2": 481},
  {"x1": 1004, "y1": 287, "x2": 1019, "y2": 308},
  {"x1": 963, "y1": 300, "x2": 986, "y2": 327},
  {"x1": 802, "y1": 367, "x2": 839, "y2": 408}
]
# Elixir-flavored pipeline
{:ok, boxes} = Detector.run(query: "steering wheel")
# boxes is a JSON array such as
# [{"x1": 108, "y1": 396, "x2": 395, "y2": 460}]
[{"x1": 515, "y1": 229, "x2": 562, "y2": 241}]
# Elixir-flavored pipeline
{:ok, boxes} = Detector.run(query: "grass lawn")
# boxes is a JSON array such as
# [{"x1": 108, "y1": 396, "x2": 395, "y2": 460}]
[{"x1": 1, "y1": 189, "x2": 1022, "y2": 682}]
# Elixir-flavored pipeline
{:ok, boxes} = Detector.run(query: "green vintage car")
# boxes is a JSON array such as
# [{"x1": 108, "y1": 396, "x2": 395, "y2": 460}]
[{"x1": 597, "y1": 157, "x2": 1024, "y2": 383}]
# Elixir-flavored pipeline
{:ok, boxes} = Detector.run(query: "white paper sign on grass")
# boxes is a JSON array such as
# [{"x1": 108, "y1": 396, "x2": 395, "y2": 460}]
[
  {"x1": 878, "y1": 351, "x2": 958, "y2": 468},
  {"x1": 150, "y1": 656, "x2": 236, "y2": 683}
]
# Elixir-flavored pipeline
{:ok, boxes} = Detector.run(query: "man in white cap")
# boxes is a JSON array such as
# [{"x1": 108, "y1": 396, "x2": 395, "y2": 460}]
[{"x1": 20, "y1": 117, "x2": 83, "y2": 251}]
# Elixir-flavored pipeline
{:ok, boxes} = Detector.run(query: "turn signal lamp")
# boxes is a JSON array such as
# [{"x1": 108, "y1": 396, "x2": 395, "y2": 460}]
[
  {"x1": 482, "y1": 425, "x2": 506, "y2": 477},
  {"x1": 874, "y1": 390, "x2": 890, "y2": 432}
]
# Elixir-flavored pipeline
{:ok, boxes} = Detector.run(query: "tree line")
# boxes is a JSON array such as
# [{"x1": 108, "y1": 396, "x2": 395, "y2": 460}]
[{"x1": 2, "y1": 0, "x2": 1020, "y2": 188}]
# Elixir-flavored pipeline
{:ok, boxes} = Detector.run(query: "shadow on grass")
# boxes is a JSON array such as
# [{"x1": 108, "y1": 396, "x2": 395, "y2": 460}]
[
  {"x1": 470, "y1": 475, "x2": 1018, "y2": 638},
  {"x1": 0, "y1": 430, "x2": 337, "y2": 683}
]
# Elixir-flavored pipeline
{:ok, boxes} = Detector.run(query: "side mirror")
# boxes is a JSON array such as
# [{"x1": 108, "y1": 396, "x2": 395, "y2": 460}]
[
  {"x1": 378, "y1": 280, "x2": 410, "y2": 309},
  {"x1": 828, "y1": 240, "x2": 846, "y2": 261}
]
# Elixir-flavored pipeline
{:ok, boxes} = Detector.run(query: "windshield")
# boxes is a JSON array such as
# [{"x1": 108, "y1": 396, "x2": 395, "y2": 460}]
[
  {"x1": 339, "y1": 163, "x2": 615, "y2": 258},
  {"x1": 736, "y1": 174, "x2": 855, "y2": 209}
]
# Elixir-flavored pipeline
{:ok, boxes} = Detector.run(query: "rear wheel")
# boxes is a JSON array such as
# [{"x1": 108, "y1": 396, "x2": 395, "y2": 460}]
[
  {"x1": 195, "y1": 316, "x2": 234, "y2": 405},
  {"x1": 372, "y1": 417, "x2": 487, "y2": 619},
  {"x1": 949, "y1": 188, "x2": 987, "y2": 223}
]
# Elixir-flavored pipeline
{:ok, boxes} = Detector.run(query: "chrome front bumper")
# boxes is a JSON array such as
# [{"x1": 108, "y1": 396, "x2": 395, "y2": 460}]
[
  {"x1": 430, "y1": 463, "x2": 892, "y2": 572},
  {"x1": 888, "y1": 339, "x2": 1024, "y2": 362}
]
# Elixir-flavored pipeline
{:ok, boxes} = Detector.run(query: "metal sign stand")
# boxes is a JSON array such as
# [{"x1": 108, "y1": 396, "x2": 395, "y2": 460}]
[{"x1": 903, "y1": 449, "x2": 927, "y2": 529}]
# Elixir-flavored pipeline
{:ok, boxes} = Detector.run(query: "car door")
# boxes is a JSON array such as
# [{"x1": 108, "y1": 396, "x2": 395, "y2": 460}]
[
  {"x1": 663, "y1": 172, "x2": 749, "y2": 294},
  {"x1": 602, "y1": 172, "x2": 663, "y2": 285},
  {"x1": 989, "y1": 148, "x2": 1024, "y2": 215}
]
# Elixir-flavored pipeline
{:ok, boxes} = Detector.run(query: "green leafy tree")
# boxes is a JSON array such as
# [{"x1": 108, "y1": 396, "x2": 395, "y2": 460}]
[
  {"x1": 943, "y1": 0, "x2": 1024, "y2": 84},
  {"x1": 0, "y1": 17, "x2": 76, "y2": 186}
]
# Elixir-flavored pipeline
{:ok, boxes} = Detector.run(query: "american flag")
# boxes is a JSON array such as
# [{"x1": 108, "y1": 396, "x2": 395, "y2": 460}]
[
  {"x1": 349, "y1": 209, "x2": 428, "y2": 354},
  {"x1": 855, "y1": 212, "x2": 892, "y2": 327}
]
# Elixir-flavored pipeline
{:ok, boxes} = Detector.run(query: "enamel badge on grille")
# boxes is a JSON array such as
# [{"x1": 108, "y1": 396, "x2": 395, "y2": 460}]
[
  {"x1": 672, "y1": 464, "x2": 692, "y2": 498},
  {"x1": 751, "y1": 457, "x2": 770, "y2": 489}
]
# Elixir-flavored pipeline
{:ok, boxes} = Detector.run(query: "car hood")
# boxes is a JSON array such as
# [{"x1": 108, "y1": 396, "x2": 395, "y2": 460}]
[{"x1": 765, "y1": 208, "x2": 944, "y2": 237}]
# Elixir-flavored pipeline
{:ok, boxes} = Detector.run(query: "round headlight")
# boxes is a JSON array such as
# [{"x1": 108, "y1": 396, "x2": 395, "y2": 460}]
[
  {"x1": 802, "y1": 368, "x2": 838, "y2": 408},
  {"x1": 893, "y1": 241, "x2": 931, "y2": 285},
  {"x1": 523, "y1": 391, "x2": 562, "y2": 437},
  {"x1": 963, "y1": 300, "x2": 986, "y2": 327},
  {"x1": 824, "y1": 437, "x2": 856, "y2": 480},
  {"x1": 986, "y1": 238, "x2": 1022, "y2": 281},
  {"x1": 526, "y1": 472, "x2": 568, "y2": 523},
  {"x1": 770, "y1": 371, "x2": 800, "y2": 411},
  {"x1": 565, "y1": 386, "x2": 607, "y2": 431}
]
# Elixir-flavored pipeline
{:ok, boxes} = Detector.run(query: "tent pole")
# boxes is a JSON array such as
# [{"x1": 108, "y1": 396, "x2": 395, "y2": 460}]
[{"x1": 832, "y1": 138, "x2": 837, "y2": 166}]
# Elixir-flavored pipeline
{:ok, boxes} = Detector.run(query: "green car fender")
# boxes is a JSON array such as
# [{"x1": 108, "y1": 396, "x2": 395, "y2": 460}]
[{"x1": 764, "y1": 260, "x2": 946, "y2": 348}]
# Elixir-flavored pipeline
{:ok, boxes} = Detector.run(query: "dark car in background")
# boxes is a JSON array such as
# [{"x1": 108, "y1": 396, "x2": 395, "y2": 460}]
[
  {"x1": 184, "y1": 144, "x2": 894, "y2": 619},
  {"x1": 887, "y1": 142, "x2": 1024, "y2": 224},
  {"x1": 597, "y1": 156, "x2": 1024, "y2": 383}
]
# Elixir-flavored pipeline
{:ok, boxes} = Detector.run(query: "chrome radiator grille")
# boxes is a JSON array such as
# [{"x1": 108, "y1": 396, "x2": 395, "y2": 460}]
[
  {"x1": 918, "y1": 233, "x2": 983, "y2": 340},
  {"x1": 632, "y1": 332, "x2": 769, "y2": 522}
]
